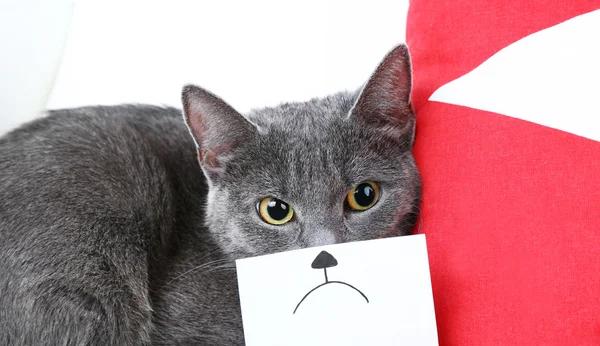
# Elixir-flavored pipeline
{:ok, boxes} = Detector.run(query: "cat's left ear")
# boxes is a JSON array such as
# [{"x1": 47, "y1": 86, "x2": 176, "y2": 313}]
[
  {"x1": 182, "y1": 85, "x2": 259, "y2": 177},
  {"x1": 349, "y1": 44, "x2": 416, "y2": 145}
]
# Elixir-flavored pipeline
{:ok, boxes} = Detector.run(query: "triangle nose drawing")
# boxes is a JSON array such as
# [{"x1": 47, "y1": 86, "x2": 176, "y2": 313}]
[{"x1": 311, "y1": 251, "x2": 338, "y2": 269}]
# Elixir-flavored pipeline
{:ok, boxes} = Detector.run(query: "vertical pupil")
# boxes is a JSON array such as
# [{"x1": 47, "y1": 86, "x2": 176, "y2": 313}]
[
  {"x1": 267, "y1": 199, "x2": 288, "y2": 220},
  {"x1": 354, "y1": 184, "x2": 375, "y2": 206}
]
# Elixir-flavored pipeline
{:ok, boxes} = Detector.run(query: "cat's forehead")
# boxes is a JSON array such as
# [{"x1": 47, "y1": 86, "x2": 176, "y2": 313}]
[
  {"x1": 235, "y1": 99, "x2": 393, "y2": 190},
  {"x1": 247, "y1": 92, "x2": 364, "y2": 171},
  {"x1": 229, "y1": 90, "x2": 406, "y2": 196},
  {"x1": 246, "y1": 91, "x2": 357, "y2": 135},
  {"x1": 250, "y1": 123, "x2": 355, "y2": 186}
]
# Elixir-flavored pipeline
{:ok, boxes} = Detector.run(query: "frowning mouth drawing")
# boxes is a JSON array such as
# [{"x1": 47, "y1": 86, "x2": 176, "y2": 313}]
[{"x1": 293, "y1": 250, "x2": 369, "y2": 314}]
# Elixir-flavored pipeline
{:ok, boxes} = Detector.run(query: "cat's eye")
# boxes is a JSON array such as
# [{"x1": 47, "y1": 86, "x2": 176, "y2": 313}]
[
  {"x1": 346, "y1": 181, "x2": 380, "y2": 211},
  {"x1": 257, "y1": 197, "x2": 294, "y2": 225}
]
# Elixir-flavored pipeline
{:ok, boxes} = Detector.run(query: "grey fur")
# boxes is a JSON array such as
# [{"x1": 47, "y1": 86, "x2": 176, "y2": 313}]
[{"x1": 0, "y1": 44, "x2": 421, "y2": 345}]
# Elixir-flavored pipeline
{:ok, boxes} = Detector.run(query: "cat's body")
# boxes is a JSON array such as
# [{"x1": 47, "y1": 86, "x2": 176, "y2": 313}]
[
  {"x1": 0, "y1": 105, "x2": 240, "y2": 344},
  {"x1": 0, "y1": 45, "x2": 421, "y2": 345}
]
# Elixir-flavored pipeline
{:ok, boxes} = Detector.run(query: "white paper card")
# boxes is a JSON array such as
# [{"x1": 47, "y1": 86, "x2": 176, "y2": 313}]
[{"x1": 236, "y1": 234, "x2": 438, "y2": 346}]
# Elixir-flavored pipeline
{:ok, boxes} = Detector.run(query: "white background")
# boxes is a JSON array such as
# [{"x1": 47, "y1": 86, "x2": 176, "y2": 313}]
[{"x1": 0, "y1": 0, "x2": 409, "y2": 136}]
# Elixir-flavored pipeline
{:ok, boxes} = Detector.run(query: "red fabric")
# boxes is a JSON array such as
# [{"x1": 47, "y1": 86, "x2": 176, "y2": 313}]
[{"x1": 406, "y1": 1, "x2": 600, "y2": 345}]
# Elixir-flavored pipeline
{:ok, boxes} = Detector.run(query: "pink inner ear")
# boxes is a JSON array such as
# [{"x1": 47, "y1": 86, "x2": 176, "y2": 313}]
[
  {"x1": 185, "y1": 102, "x2": 209, "y2": 146},
  {"x1": 198, "y1": 142, "x2": 236, "y2": 173},
  {"x1": 185, "y1": 98, "x2": 231, "y2": 169},
  {"x1": 198, "y1": 149, "x2": 221, "y2": 173}
]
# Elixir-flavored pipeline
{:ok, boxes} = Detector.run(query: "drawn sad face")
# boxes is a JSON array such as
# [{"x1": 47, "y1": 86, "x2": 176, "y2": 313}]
[{"x1": 293, "y1": 251, "x2": 369, "y2": 314}]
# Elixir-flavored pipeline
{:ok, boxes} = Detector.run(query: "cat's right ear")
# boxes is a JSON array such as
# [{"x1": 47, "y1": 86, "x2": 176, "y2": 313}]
[
  {"x1": 348, "y1": 44, "x2": 416, "y2": 146},
  {"x1": 182, "y1": 85, "x2": 258, "y2": 177}
]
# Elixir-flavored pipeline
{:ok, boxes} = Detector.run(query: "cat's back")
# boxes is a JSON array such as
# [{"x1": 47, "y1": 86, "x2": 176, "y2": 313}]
[
  {"x1": 0, "y1": 104, "x2": 199, "y2": 242},
  {"x1": 0, "y1": 104, "x2": 190, "y2": 160}
]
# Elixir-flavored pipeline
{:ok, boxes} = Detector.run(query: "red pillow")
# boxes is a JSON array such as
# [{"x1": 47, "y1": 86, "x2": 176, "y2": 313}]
[{"x1": 407, "y1": 2, "x2": 600, "y2": 345}]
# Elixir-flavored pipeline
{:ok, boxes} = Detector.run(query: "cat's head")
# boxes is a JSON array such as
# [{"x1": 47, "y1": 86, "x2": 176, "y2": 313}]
[{"x1": 182, "y1": 44, "x2": 421, "y2": 258}]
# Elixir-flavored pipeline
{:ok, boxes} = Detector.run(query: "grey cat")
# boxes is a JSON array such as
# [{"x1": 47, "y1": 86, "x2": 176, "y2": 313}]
[{"x1": 0, "y1": 44, "x2": 421, "y2": 345}]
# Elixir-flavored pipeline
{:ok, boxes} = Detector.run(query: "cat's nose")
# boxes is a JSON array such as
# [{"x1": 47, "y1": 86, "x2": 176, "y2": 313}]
[{"x1": 300, "y1": 229, "x2": 340, "y2": 248}]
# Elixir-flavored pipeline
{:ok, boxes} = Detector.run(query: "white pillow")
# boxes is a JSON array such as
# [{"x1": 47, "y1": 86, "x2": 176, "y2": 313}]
[{"x1": 0, "y1": 0, "x2": 73, "y2": 135}]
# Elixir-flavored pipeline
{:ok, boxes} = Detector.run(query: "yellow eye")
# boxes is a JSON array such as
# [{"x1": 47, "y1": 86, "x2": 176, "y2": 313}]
[
  {"x1": 346, "y1": 181, "x2": 380, "y2": 211},
  {"x1": 257, "y1": 197, "x2": 294, "y2": 225}
]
